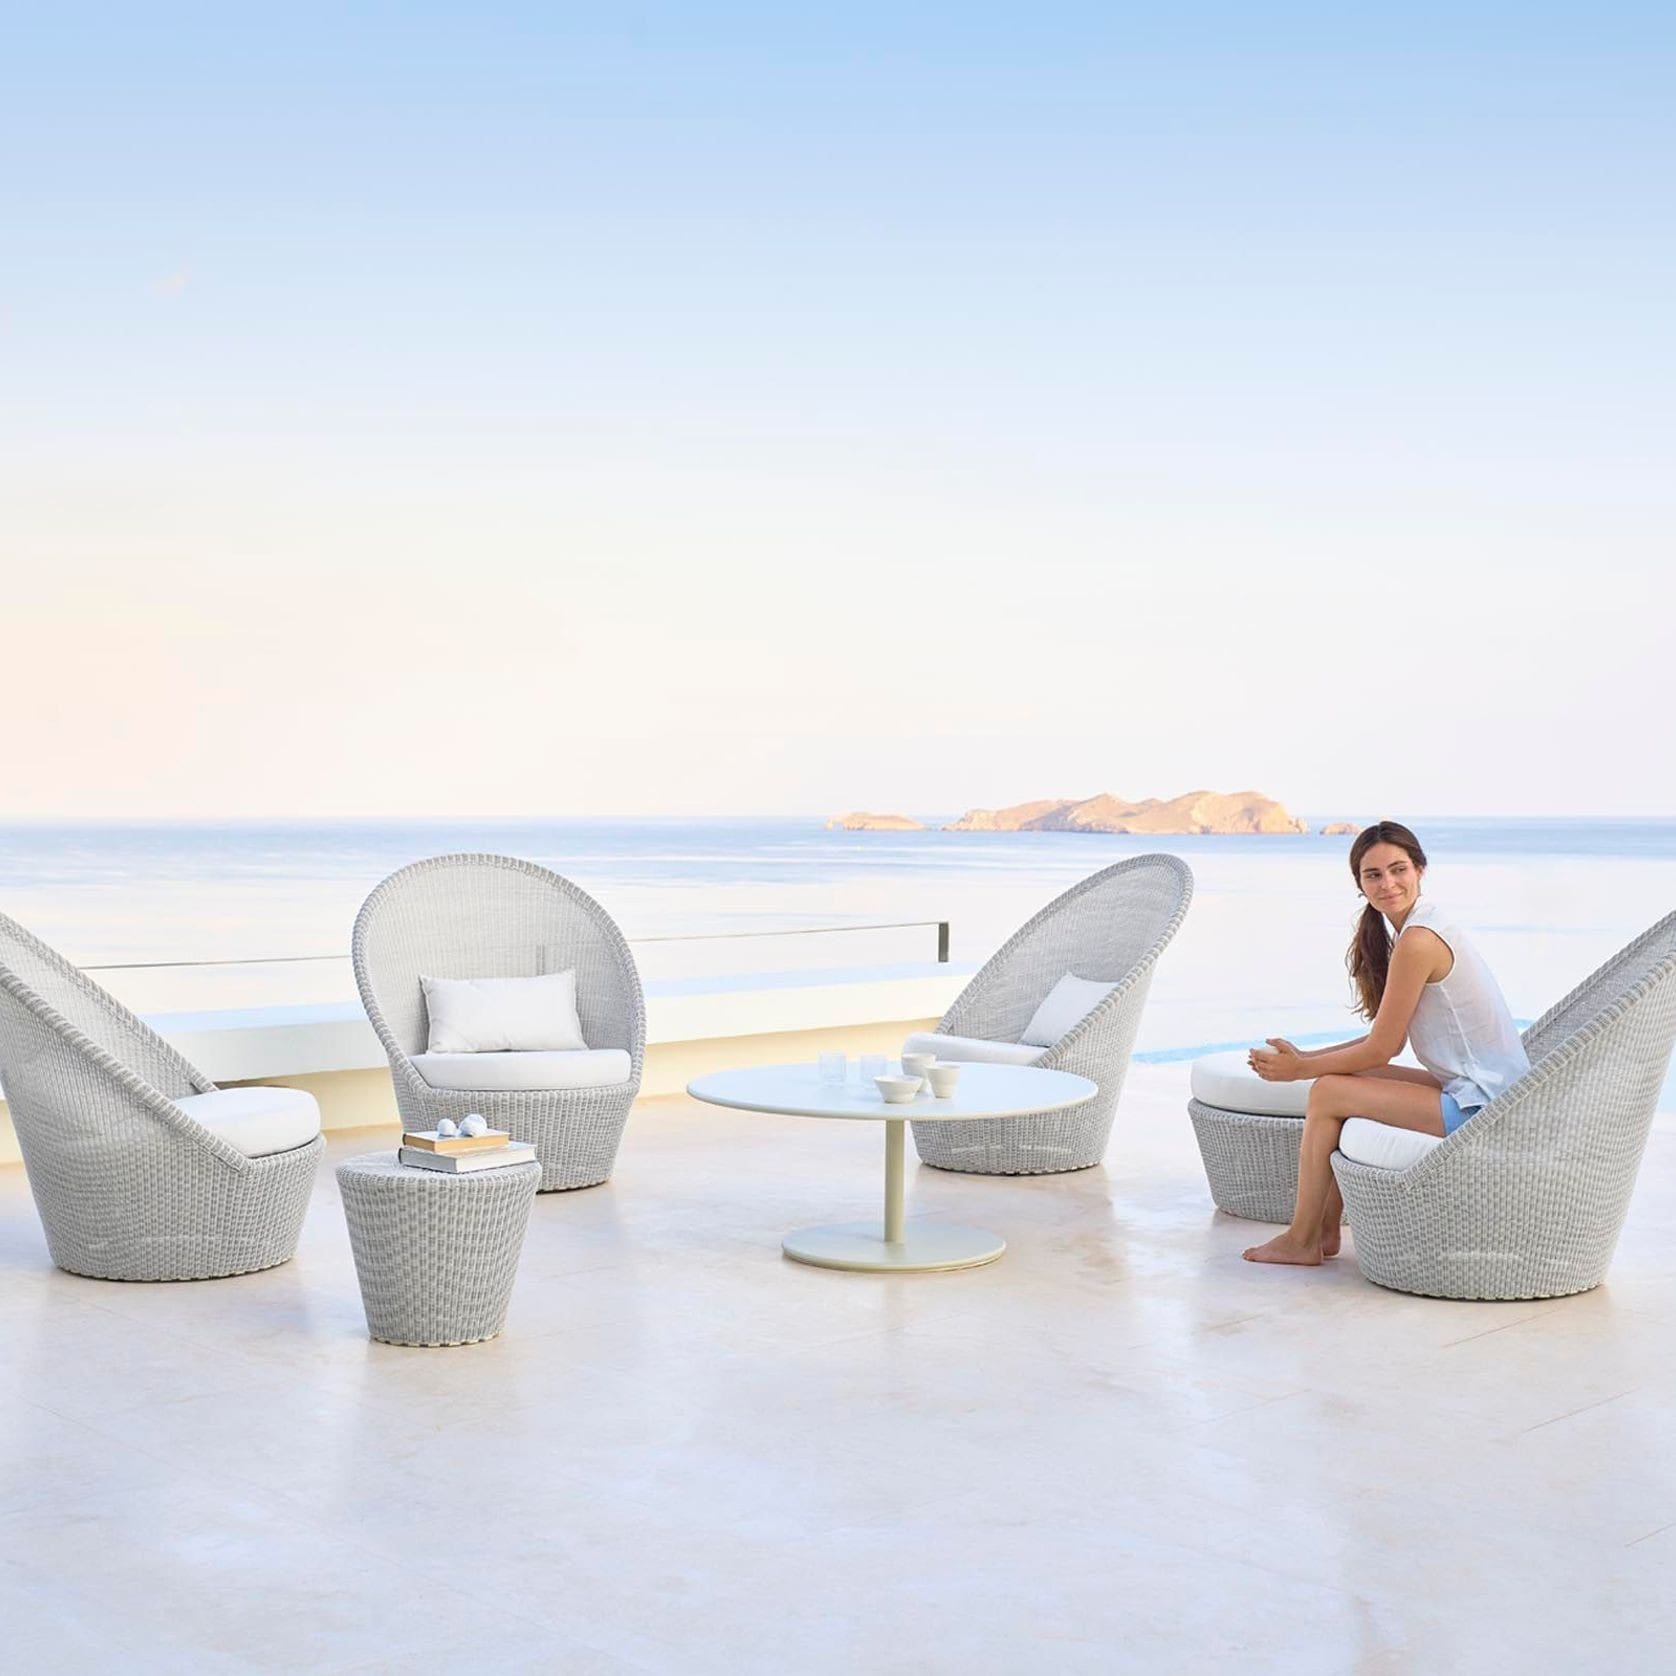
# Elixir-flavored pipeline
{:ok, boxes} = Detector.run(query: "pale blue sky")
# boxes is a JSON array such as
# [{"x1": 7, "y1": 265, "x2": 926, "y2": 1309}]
[{"x1": 3, "y1": 4, "x2": 1673, "y2": 817}]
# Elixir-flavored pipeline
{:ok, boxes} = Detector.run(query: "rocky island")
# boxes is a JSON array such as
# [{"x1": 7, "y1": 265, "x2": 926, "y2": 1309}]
[
  {"x1": 825, "y1": 811, "x2": 926, "y2": 832},
  {"x1": 1319, "y1": 821, "x2": 1361, "y2": 836},
  {"x1": 941, "y1": 789, "x2": 1307, "y2": 836}
]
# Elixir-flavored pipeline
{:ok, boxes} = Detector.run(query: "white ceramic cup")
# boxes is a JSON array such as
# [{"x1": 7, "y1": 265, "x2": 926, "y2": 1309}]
[
  {"x1": 875, "y1": 1074, "x2": 921, "y2": 1105},
  {"x1": 926, "y1": 1063, "x2": 962, "y2": 1098},
  {"x1": 899, "y1": 1052, "x2": 936, "y2": 1089}
]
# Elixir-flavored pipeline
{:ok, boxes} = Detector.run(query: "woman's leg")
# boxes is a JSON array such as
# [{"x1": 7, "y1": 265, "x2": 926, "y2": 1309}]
[
  {"x1": 1319, "y1": 1177, "x2": 1345, "y2": 1256},
  {"x1": 1314, "y1": 1065, "x2": 1440, "y2": 1252},
  {"x1": 1243, "y1": 1073, "x2": 1447, "y2": 1266}
]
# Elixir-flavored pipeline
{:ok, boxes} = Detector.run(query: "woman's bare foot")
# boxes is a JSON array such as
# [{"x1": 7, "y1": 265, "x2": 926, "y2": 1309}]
[
  {"x1": 1242, "y1": 1233, "x2": 1324, "y2": 1266},
  {"x1": 1320, "y1": 1219, "x2": 1342, "y2": 1259}
]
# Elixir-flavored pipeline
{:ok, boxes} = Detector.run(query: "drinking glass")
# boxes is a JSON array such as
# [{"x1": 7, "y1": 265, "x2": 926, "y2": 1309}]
[
  {"x1": 818, "y1": 1051, "x2": 848, "y2": 1087},
  {"x1": 858, "y1": 1053, "x2": 887, "y2": 1085}
]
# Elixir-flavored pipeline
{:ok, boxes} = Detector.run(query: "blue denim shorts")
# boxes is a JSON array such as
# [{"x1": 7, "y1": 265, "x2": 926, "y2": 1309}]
[{"x1": 1440, "y1": 1091, "x2": 1482, "y2": 1136}]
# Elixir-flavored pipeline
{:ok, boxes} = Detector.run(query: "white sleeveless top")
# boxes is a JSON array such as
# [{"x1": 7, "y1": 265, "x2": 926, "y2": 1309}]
[{"x1": 1388, "y1": 899, "x2": 1529, "y2": 1110}]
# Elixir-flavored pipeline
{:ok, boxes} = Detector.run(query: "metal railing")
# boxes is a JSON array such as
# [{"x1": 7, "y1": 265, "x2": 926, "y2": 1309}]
[{"x1": 80, "y1": 918, "x2": 953, "y2": 973}]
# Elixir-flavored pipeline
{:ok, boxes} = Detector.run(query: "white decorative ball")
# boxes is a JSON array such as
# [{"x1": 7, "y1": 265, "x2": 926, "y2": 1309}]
[
  {"x1": 435, "y1": 1118, "x2": 459, "y2": 1138},
  {"x1": 459, "y1": 1114, "x2": 488, "y2": 1137}
]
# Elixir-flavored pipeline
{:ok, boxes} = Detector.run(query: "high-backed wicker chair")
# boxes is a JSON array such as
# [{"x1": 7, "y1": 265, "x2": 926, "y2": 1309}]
[
  {"x1": 908, "y1": 855, "x2": 1193, "y2": 1174},
  {"x1": 0, "y1": 913, "x2": 322, "y2": 1280},
  {"x1": 1333, "y1": 910, "x2": 1676, "y2": 1300},
  {"x1": 353, "y1": 854, "x2": 645, "y2": 1192}
]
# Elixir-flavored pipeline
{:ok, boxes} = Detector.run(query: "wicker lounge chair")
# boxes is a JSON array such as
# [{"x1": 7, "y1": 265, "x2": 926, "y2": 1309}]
[
  {"x1": 353, "y1": 854, "x2": 645, "y2": 1192},
  {"x1": 907, "y1": 855, "x2": 1193, "y2": 1174},
  {"x1": 0, "y1": 913, "x2": 322, "y2": 1280},
  {"x1": 1333, "y1": 910, "x2": 1676, "y2": 1300}
]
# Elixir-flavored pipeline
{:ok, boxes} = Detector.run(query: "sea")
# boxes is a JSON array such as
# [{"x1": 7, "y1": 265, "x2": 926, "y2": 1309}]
[{"x1": 1, "y1": 817, "x2": 1673, "y2": 1102}]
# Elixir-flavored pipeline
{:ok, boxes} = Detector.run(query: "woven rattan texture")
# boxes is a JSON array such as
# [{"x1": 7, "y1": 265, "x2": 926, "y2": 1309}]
[
  {"x1": 352, "y1": 855, "x2": 646, "y2": 1192},
  {"x1": 1331, "y1": 910, "x2": 1676, "y2": 1300},
  {"x1": 911, "y1": 856, "x2": 1193, "y2": 1175},
  {"x1": 0, "y1": 912, "x2": 320, "y2": 1281},
  {"x1": 1187, "y1": 1099, "x2": 1312, "y2": 1223},
  {"x1": 337, "y1": 1152, "x2": 539, "y2": 1346}
]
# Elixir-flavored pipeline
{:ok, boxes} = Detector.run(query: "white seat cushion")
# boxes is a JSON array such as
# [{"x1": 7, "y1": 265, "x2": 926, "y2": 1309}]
[
  {"x1": 419, "y1": 971, "x2": 587, "y2": 1054},
  {"x1": 410, "y1": 1049, "x2": 633, "y2": 1093},
  {"x1": 1021, "y1": 974, "x2": 1116, "y2": 1048},
  {"x1": 1339, "y1": 1117, "x2": 1444, "y2": 1172},
  {"x1": 174, "y1": 1086, "x2": 322, "y2": 1158},
  {"x1": 1189, "y1": 1049, "x2": 1312, "y2": 1118},
  {"x1": 901, "y1": 1032, "x2": 1046, "y2": 1068}
]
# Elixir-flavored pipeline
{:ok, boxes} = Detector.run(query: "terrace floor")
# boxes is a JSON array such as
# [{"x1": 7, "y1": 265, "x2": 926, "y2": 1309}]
[{"x1": 3, "y1": 1063, "x2": 1674, "y2": 1674}]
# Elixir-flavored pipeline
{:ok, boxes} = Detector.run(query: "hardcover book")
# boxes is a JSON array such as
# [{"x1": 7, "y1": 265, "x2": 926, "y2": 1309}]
[
  {"x1": 400, "y1": 1129, "x2": 514, "y2": 1155},
  {"x1": 398, "y1": 1143, "x2": 538, "y2": 1174}
]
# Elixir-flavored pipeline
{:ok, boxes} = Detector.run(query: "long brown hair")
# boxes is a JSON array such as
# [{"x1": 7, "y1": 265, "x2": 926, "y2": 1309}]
[{"x1": 1346, "y1": 820, "x2": 1428, "y2": 1019}]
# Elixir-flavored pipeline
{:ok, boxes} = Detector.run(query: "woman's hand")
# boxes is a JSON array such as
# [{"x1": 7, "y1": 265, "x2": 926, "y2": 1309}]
[{"x1": 1249, "y1": 1038, "x2": 1305, "y2": 1081}]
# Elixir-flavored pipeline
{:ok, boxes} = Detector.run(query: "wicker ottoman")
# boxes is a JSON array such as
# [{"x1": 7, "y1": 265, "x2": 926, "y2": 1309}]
[
  {"x1": 337, "y1": 1153, "x2": 540, "y2": 1347},
  {"x1": 1187, "y1": 1051, "x2": 1319, "y2": 1224}
]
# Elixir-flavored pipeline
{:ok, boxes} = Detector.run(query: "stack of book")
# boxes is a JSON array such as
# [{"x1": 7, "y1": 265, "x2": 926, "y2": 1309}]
[{"x1": 398, "y1": 1127, "x2": 537, "y2": 1173}]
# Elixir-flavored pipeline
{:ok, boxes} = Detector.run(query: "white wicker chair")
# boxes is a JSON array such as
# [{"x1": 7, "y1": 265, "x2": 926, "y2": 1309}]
[
  {"x1": 1333, "y1": 910, "x2": 1676, "y2": 1300},
  {"x1": 909, "y1": 855, "x2": 1194, "y2": 1174},
  {"x1": 352, "y1": 854, "x2": 645, "y2": 1192},
  {"x1": 0, "y1": 913, "x2": 322, "y2": 1281}
]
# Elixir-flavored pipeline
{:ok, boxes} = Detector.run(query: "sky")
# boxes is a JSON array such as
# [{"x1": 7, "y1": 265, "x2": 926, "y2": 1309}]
[{"x1": 3, "y1": 3, "x2": 1673, "y2": 820}]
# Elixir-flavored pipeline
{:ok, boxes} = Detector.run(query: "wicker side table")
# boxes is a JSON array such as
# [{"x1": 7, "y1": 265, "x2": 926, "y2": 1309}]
[{"x1": 337, "y1": 1153, "x2": 540, "y2": 1347}]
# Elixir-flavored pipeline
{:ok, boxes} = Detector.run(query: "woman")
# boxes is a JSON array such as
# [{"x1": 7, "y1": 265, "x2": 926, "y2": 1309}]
[{"x1": 1242, "y1": 820, "x2": 1529, "y2": 1266}]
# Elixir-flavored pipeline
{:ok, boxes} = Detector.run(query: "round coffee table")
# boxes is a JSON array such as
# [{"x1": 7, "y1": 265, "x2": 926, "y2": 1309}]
[{"x1": 686, "y1": 1061, "x2": 1098, "y2": 1273}]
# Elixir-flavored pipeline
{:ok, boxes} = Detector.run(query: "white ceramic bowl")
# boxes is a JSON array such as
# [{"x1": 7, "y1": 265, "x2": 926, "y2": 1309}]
[
  {"x1": 874, "y1": 1074, "x2": 921, "y2": 1105},
  {"x1": 899, "y1": 1052, "x2": 935, "y2": 1088},
  {"x1": 926, "y1": 1063, "x2": 962, "y2": 1098}
]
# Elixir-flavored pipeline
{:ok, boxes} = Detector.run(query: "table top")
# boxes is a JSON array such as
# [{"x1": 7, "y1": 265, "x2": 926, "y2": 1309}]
[
  {"x1": 685, "y1": 1061, "x2": 1099, "y2": 1123},
  {"x1": 336, "y1": 1151, "x2": 542, "y2": 1186}
]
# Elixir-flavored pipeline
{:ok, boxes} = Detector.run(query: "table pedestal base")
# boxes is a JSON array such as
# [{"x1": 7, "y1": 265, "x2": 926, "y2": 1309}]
[{"x1": 782, "y1": 1220, "x2": 1005, "y2": 1273}]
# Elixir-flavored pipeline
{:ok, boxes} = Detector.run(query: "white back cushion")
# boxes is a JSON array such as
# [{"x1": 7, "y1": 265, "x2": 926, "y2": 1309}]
[
  {"x1": 1021, "y1": 974, "x2": 1115, "y2": 1048},
  {"x1": 420, "y1": 971, "x2": 587, "y2": 1054}
]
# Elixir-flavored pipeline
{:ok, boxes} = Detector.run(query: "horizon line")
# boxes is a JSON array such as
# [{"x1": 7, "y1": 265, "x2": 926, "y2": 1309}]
[{"x1": 2, "y1": 811, "x2": 1673, "y2": 826}]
